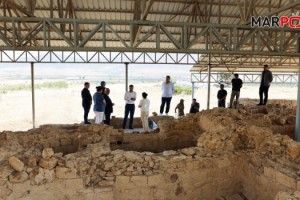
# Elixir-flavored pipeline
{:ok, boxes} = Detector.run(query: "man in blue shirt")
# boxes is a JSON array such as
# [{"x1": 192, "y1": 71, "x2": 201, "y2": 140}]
[
  {"x1": 229, "y1": 74, "x2": 243, "y2": 108},
  {"x1": 93, "y1": 86, "x2": 106, "y2": 124}
]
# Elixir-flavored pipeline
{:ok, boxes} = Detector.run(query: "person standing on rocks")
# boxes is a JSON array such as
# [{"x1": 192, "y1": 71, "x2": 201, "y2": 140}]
[
  {"x1": 229, "y1": 74, "x2": 243, "y2": 108},
  {"x1": 122, "y1": 85, "x2": 136, "y2": 129},
  {"x1": 190, "y1": 98, "x2": 200, "y2": 113},
  {"x1": 81, "y1": 82, "x2": 92, "y2": 124},
  {"x1": 103, "y1": 88, "x2": 114, "y2": 125},
  {"x1": 93, "y1": 86, "x2": 106, "y2": 124},
  {"x1": 258, "y1": 64, "x2": 273, "y2": 106},
  {"x1": 175, "y1": 99, "x2": 185, "y2": 117},
  {"x1": 217, "y1": 84, "x2": 228, "y2": 108},
  {"x1": 138, "y1": 92, "x2": 150, "y2": 132},
  {"x1": 160, "y1": 75, "x2": 174, "y2": 116}
]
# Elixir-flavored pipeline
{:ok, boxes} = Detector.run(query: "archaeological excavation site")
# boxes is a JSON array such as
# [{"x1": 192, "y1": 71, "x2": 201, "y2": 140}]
[{"x1": 0, "y1": 100, "x2": 299, "y2": 200}]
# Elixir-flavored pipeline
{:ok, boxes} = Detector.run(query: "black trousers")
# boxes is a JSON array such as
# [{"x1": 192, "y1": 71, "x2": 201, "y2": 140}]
[
  {"x1": 82, "y1": 104, "x2": 91, "y2": 123},
  {"x1": 259, "y1": 86, "x2": 270, "y2": 105},
  {"x1": 122, "y1": 104, "x2": 135, "y2": 129},
  {"x1": 104, "y1": 111, "x2": 111, "y2": 125},
  {"x1": 160, "y1": 97, "x2": 172, "y2": 114}
]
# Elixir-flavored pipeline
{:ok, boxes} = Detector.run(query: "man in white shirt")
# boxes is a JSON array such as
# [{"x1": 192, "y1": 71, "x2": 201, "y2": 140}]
[
  {"x1": 160, "y1": 75, "x2": 174, "y2": 115},
  {"x1": 138, "y1": 92, "x2": 150, "y2": 132},
  {"x1": 122, "y1": 85, "x2": 136, "y2": 129}
]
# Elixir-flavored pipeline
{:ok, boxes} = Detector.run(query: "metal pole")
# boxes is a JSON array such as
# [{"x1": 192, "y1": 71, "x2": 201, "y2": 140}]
[
  {"x1": 31, "y1": 62, "x2": 36, "y2": 128},
  {"x1": 296, "y1": 37, "x2": 300, "y2": 141},
  {"x1": 207, "y1": 55, "x2": 211, "y2": 110},
  {"x1": 296, "y1": 71, "x2": 300, "y2": 141},
  {"x1": 125, "y1": 62, "x2": 129, "y2": 91},
  {"x1": 192, "y1": 82, "x2": 195, "y2": 99}
]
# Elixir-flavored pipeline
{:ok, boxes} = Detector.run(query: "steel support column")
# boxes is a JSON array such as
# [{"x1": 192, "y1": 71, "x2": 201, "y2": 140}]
[
  {"x1": 30, "y1": 62, "x2": 36, "y2": 128},
  {"x1": 125, "y1": 62, "x2": 129, "y2": 91},
  {"x1": 192, "y1": 82, "x2": 195, "y2": 99},
  {"x1": 296, "y1": 37, "x2": 300, "y2": 141},
  {"x1": 207, "y1": 56, "x2": 211, "y2": 110}
]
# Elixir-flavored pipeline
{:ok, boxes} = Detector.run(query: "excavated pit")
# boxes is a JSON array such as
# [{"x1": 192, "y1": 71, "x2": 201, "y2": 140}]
[{"x1": 0, "y1": 101, "x2": 299, "y2": 200}]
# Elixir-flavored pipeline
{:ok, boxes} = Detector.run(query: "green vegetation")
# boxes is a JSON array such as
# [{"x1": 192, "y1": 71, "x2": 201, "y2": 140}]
[
  {"x1": 0, "y1": 81, "x2": 68, "y2": 93},
  {"x1": 219, "y1": 73, "x2": 233, "y2": 82},
  {"x1": 174, "y1": 85, "x2": 192, "y2": 95}
]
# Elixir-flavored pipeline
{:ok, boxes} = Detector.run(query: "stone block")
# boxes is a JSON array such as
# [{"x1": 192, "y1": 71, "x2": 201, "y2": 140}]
[
  {"x1": 39, "y1": 157, "x2": 58, "y2": 170},
  {"x1": 147, "y1": 174, "x2": 163, "y2": 186},
  {"x1": 275, "y1": 170, "x2": 296, "y2": 189},
  {"x1": 115, "y1": 176, "x2": 130, "y2": 186},
  {"x1": 264, "y1": 166, "x2": 276, "y2": 179},
  {"x1": 286, "y1": 141, "x2": 300, "y2": 159},
  {"x1": 42, "y1": 148, "x2": 54, "y2": 158},
  {"x1": 8, "y1": 156, "x2": 24, "y2": 172},
  {"x1": 55, "y1": 167, "x2": 77, "y2": 179},
  {"x1": 27, "y1": 156, "x2": 38, "y2": 168},
  {"x1": 8, "y1": 171, "x2": 28, "y2": 183},
  {"x1": 130, "y1": 176, "x2": 148, "y2": 187},
  {"x1": 216, "y1": 158, "x2": 231, "y2": 168}
]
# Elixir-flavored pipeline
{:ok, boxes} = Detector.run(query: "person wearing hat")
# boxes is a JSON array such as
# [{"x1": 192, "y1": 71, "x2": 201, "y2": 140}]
[
  {"x1": 138, "y1": 92, "x2": 150, "y2": 132},
  {"x1": 175, "y1": 99, "x2": 185, "y2": 117},
  {"x1": 93, "y1": 86, "x2": 106, "y2": 124},
  {"x1": 229, "y1": 73, "x2": 243, "y2": 108},
  {"x1": 258, "y1": 64, "x2": 273, "y2": 105}
]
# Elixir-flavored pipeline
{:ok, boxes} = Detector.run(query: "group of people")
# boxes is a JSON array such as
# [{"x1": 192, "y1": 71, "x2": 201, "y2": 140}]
[
  {"x1": 217, "y1": 64, "x2": 273, "y2": 108},
  {"x1": 81, "y1": 75, "x2": 201, "y2": 132},
  {"x1": 81, "y1": 64, "x2": 273, "y2": 132},
  {"x1": 81, "y1": 81, "x2": 114, "y2": 125}
]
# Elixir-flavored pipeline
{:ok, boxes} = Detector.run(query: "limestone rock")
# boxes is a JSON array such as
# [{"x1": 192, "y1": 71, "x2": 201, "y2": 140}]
[
  {"x1": 123, "y1": 151, "x2": 143, "y2": 162},
  {"x1": 286, "y1": 116, "x2": 296, "y2": 125},
  {"x1": 39, "y1": 157, "x2": 58, "y2": 170},
  {"x1": 0, "y1": 161, "x2": 13, "y2": 179},
  {"x1": 8, "y1": 156, "x2": 24, "y2": 172},
  {"x1": 286, "y1": 141, "x2": 300, "y2": 159},
  {"x1": 181, "y1": 148, "x2": 196, "y2": 156},
  {"x1": 42, "y1": 148, "x2": 54, "y2": 159},
  {"x1": 27, "y1": 156, "x2": 38, "y2": 168},
  {"x1": 8, "y1": 171, "x2": 28, "y2": 183},
  {"x1": 56, "y1": 167, "x2": 77, "y2": 179},
  {"x1": 162, "y1": 150, "x2": 178, "y2": 156}
]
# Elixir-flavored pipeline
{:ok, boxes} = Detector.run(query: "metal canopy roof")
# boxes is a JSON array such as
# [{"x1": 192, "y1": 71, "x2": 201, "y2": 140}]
[{"x1": 0, "y1": 0, "x2": 299, "y2": 72}]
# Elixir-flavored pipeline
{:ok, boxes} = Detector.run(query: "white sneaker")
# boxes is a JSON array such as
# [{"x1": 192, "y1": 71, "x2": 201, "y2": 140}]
[
  {"x1": 159, "y1": 113, "x2": 163, "y2": 116},
  {"x1": 165, "y1": 113, "x2": 168, "y2": 116}
]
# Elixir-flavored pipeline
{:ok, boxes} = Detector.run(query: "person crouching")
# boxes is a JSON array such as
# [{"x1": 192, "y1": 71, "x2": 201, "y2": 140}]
[
  {"x1": 138, "y1": 92, "x2": 150, "y2": 132},
  {"x1": 93, "y1": 86, "x2": 106, "y2": 124}
]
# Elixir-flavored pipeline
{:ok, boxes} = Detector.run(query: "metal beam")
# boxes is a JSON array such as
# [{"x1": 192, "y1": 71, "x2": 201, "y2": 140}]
[
  {"x1": 30, "y1": 62, "x2": 35, "y2": 128},
  {"x1": 296, "y1": 37, "x2": 300, "y2": 141},
  {"x1": 125, "y1": 62, "x2": 129, "y2": 91},
  {"x1": 207, "y1": 56, "x2": 211, "y2": 110}
]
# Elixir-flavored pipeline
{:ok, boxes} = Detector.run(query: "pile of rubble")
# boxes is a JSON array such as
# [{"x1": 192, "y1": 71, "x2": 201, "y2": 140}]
[{"x1": 0, "y1": 104, "x2": 298, "y2": 200}]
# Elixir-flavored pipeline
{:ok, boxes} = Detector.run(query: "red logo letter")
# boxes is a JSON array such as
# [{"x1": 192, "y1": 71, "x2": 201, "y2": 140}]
[
  {"x1": 289, "y1": 16, "x2": 300, "y2": 28},
  {"x1": 280, "y1": 16, "x2": 289, "y2": 27}
]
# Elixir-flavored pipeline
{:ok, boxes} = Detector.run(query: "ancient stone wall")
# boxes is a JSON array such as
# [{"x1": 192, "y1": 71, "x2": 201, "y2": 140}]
[{"x1": 0, "y1": 103, "x2": 299, "y2": 200}]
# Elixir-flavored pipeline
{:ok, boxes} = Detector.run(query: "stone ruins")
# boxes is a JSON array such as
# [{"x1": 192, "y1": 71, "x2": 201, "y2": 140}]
[{"x1": 0, "y1": 100, "x2": 299, "y2": 200}]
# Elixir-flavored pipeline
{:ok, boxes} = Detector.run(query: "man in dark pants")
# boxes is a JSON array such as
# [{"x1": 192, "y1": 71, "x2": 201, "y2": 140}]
[
  {"x1": 81, "y1": 82, "x2": 92, "y2": 124},
  {"x1": 104, "y1": 88, "x2": 114, "y2": 125},
  {"x1": 160, "y1": 75, "x2": 174, "y2": 116},
  {"x1": 258, "y1": 64, "x2": 273, "y2": 105},
  {"x1": 217, "y1": 84, "x2": 227, "y2": 107},
  {"x1": 122, "y1": 85, "x2": 136, "y2": 129}
]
